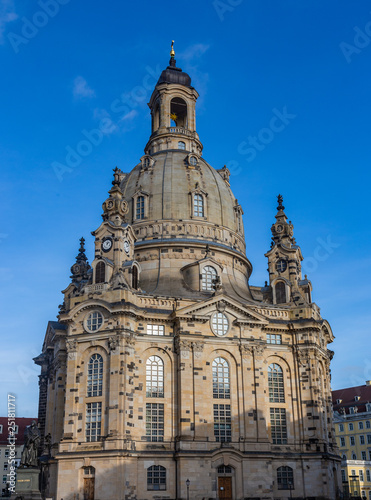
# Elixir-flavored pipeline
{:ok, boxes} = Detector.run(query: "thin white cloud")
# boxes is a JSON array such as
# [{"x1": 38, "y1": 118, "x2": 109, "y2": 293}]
[
  {"x1": 119, "y1": 109, "x2": 138, "y2": 122},
  {"x1": 178, "y1": 43, "x2": 211, "y2": 61},
  {"x1": 73, "y1": 76, "x2": 96, "y2": 99},
  {"x1": 0, "y1": 0, "x2": 18, "y2": 44}
]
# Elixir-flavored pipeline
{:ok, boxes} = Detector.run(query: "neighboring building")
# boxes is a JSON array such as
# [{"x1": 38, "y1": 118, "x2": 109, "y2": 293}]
[
  {"x1": 35, "y1": 45, "x2": 341, "y2": 500},
  {"x1": 333, "y1": 382, "x2": 371, "y2": 499},
  {"x1": 0, "y1": 417, "x2": 36, "y2": 496}
]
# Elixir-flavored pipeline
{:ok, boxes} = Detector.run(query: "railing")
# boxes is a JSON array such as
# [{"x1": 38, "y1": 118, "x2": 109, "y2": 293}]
[
  {"x1": 168, "y1": 127, "x2": 193, "y2": 136},
  {"x1": 84, "y1": 283, "x2": 108, "y2": 293}
]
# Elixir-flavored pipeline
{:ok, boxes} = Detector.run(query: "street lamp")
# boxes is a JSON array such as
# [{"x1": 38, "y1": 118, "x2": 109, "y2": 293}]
[
  {"x1": 287, "y1": 480, "x2": 293, "y2": 499},
  {"x1": 186, "y1": 478, "x2": 190, "y2": 500}
]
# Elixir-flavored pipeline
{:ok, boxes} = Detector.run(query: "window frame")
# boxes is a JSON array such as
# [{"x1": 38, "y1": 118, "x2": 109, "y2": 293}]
[
  {"x1": 146, "y1": 356, "x2": 164, "y2": 398},
  {"x1": 212, "y1": 357, "x2": 230, "y2": 400},
  {"x1": 268, "y1": 363, "x2": 285, "y2": 403},
  {"x1": 147, "y1": 465, "x2": 166, "y2": 491},
  {"x1": 87, "y1": 353, "x2": 103, "y2": 398}
]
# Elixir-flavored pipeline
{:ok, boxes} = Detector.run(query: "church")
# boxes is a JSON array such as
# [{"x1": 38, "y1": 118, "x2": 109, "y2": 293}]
[{"x1": 35, "y1": 44, "x2": 341, "y2": 500}]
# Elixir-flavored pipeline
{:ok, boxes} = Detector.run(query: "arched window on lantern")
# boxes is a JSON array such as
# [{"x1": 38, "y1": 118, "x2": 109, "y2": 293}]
[{"x1": 95, "y1": 261, "x2": 105, "y2": 284}]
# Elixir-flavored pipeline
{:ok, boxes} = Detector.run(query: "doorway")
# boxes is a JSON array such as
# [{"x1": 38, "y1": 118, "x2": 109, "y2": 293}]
[{"x1": 218, "y1": 476, "x2": 232, "y2": 500}]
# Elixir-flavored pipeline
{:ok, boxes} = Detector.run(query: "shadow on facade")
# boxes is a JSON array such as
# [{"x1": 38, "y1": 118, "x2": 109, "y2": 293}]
[{"x1": 35, "y1": 408, "x2": 341, "y2": 500}]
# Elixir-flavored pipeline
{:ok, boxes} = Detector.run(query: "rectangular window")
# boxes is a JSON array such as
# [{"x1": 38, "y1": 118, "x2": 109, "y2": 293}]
[
  {"x1": 146, "y1": 324, "x2": 165, "y2": 335},
  {"x1": 146, "y1": 403, "x2": 164, "y2": 442},
  {"x1": 0, "y1": 425, "x2": 3, "y2": 433},
  {"x1": 270, "y1": 408, "x2": 287, "y2": 444},
  {"x1": 267, "y1": 334, "x2": 282, "y2": 344},
  {"x1": 367, "y1": 435, "x2": 371, "y2": 444},
  {"x1": 2, "y1": 476, "x2": 6, "y2": 484},
  {"x1": 360, "y1": 435, "x2": 365, "y2": 445},
  {"x1": 369, "y1": 451, "x2": 371, "y2": 461},
  {"x1": 366, "y1": 470, "x2": 371, "y2": 482},
  {"x1": 4, "y1": 450, "x2": 9, "y2": 458},
  {"x1": 362, "y1": 451, "x2": 367, "y2": 460},
  {"x1": 213, "y1": 404, "x2": 231, "y2": 442},
  {"x1": 86, "y1": 402, "x2": 102, "y2": 442},
  {"x1": 362, "y1": 491, "x2": 366, "y2": 498},
  {"x1": 341, "y1": 470, "x2": 346, "y2": 482},
  {"x1": 350, "y1": 436, "x2": 355, "y2": 446},
  {"x1": 339, "y1": 423, "x2": 344, "y2": 432},
  {"x1": 340, "y1": 437, "x2": 345, "y2": 447},
  {"x1": 359, "y1": 421, "x2": 364, "y2": 429},
  {"x1": 349, "y1": 423, "x2": 354, "y2": 431},
  {"x1": 360, "y1": 470, "x2": 364, "y2": 482},
  {"x1": 367, "y1": 421, "x2": 371, "y2": 429},
  {"x1": 3, "y1": 464, "x2": 7, "y2": 471}
]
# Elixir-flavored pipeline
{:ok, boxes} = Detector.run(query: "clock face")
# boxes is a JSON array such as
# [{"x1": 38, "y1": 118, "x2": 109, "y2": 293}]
[
  {"x1": 124, "y1": 240, "x2": 130, "y2": 255},
  {"x1": 276, "y1": 224, "x2": 284, "y2": 233},
  {"x1": 102, "y1": 238, "x2": 113, "y2": 252}
]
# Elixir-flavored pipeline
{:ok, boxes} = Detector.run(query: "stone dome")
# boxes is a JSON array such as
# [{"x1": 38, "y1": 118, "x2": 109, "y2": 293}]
[{"x1": 120, "y1": 150, "x2": 246, "y2": 258}]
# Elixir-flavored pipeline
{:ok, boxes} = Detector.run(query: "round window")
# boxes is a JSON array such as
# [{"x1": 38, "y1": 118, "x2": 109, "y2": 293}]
[
  {"x1": 276, "y1": 259, "x2": 287, "y2": 272},
  {"x1": 211, "y1": 312, "x2": 229, "y2": 336},
  {"x1": 85, "y1": 311, "x2": 103, "y2": 332}
]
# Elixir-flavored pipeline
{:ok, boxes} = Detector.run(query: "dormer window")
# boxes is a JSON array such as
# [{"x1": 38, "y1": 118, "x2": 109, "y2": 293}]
[
  {"x1": 178, "y1": 141, "x2": 185, "y2": 150},
  {"x1": 132, "y1": 190, "x2": 149, "y2": 222},
  {"x1": 141, "y1": 155, "x2": 154, "y2": 170},
  {"x1": 366, "y1": 403, "x2": 371, "y2": 412},
  {"x1": 336, "y1": 399, "x2": 342, "y2": 405},
  {"x1": 194, "y1": 193, "x2": 204, "y2": 217},
  {"x1": 136, "y1": 196, "x2": 145, "y2": 219},
  {"x1": 187, "y1": 154, "x2": 198, "y2": 168},
  {"x1": 202, "y1": 265, "x2": 217, "y2": 291}
]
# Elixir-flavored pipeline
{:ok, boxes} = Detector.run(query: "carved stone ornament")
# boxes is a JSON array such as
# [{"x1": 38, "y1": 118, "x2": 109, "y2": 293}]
[
  {"x1": 66, "y1": 339, "x2": 77, "y2": 353},
  {"x1": 252, "y1": 344, "x2": 265, "y2": 358},
  {"x1": 192, "y1": 341, "x2": 204, "y2": 359},
  {"x1": 175, "y1": 338, "x2": 192, "y2": 358},
  {"x1": 124, "y1": 333, "x2": 135, "y2": 346},
  {"x1": 239, "y1": 344, "x2": 253, "y2": 358},
  {"x1": 108, "y1": 335, "x2": 120, "y2": 351},
  {"x1": 296, "y1": 349, "x2": 310, "y2": 367}
]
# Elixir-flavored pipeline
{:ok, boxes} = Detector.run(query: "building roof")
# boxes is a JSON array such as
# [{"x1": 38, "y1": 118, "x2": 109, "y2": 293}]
[
  {"x1": 0, "y1": 417, "x2": 38, "y2": 446},
  {"x1": 332, "y1": 382, "x2": 371, "y2": 415}
]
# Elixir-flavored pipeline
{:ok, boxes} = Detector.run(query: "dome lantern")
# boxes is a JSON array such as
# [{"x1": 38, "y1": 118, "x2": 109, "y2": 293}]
[{"x1": 145, "y1": 41, "x2": 203, "y2": 155}]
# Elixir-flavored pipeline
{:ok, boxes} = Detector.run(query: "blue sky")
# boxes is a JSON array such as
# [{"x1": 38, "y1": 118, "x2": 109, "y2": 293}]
[{"x1": 1, "y1": 0, "x2": 371, "y2": 417}]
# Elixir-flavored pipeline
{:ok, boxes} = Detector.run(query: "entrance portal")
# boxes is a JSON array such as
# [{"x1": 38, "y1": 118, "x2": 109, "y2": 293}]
[{"x1": 218, "y1": 476, "x2": 232, "y2": 500}]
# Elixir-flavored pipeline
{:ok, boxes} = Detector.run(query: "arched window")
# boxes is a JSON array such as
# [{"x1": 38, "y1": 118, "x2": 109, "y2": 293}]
[
  {"x1": 268, "y1": 364, "x2": 285, "y2": 403},
  {"x1": 366, "y1": 420, "x2": 371, "y2": 429},
  {"x1": 194, "y1": 193, "x2": 204, "y2": 217},
  {"x1": 147, "y1": 465, "x2": 166, "y2": 491},
  {"x1": 212, "y1": 357, "x2": 230, "y2": 399},
  {"x1": 136, "y1": 196, "x2": 145, "y2": 220},
  {"x1": 132, "y1": 265, "x2": 138, "y2": 290},
  {"x1": 178, "y1": 141, "x2": 185, "y2": 150},
  {"x1": 170, "y1": 97, "x2": 187, "y2": 128},
  {"x1": 217, "y1": 465, "x2": 232, "y2": 474},
  {"x1": 277, "y1": 466, "x2": 294, "y2": 490},
  {"x1": 146, "y1": 356, "x2": 164, "y2": 398},
  {"x1": 87, "y1": 354, "x2": 103, "y2": 397},
  {"x1": 95, "y1": 261, "x2": 105, "y2": 284},
  {"x1": 342, "y1": 454, "x2": 347, "y2": 460},
  {"x1": 352, "y1": 453, "x2": 357, "y2": 460},
  {"x1": 202, "y1": 265, "x2": 217, "y2": 291},
  {"x1": 275, "y1": 281, "x2": 286, "y2": 304}
]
